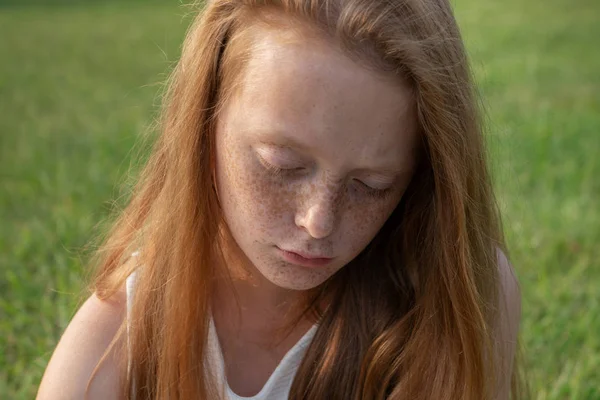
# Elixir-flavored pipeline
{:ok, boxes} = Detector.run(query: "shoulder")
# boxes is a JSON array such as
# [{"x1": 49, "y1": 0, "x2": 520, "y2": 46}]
[
  {"x1": 493, "y1": 248, "x2": 521, "y2": 399},
  {"x1": 36, "y1": 285, "x2": 128, "y2": 399},
  {"x1": 496, "y1": 248, "x2": 521, "y2": 335}
]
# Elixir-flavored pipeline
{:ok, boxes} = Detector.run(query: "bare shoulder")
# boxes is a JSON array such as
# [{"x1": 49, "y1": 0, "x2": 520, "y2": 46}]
[
  {"x1": 494, "y1": 248, "x2": 522, "y2": 399},
  {"x1": 496, "y1": 248, "x2": 521, "y2": 333},
  {"x1": 36, "y1": 286, "x2": 127, "y2": 400}
]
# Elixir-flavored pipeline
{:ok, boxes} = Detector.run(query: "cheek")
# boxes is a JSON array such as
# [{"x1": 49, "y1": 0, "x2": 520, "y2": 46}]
[
  {"x1": 217, "y1": 144, "x2": 295, "y2": 233},
  {"x1": 341, "y1": 197, "x2": 399, "y2": 253},
  {"x1": 249, "y1": 175, "x2": 296, "y2": 224}
]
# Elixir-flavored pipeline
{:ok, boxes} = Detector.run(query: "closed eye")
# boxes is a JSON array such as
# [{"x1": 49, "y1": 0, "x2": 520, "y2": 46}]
[
  {"x1": 257, "y1": 154, "x2": 305, "y2": 177},
  {"x1": 352, "y1": 178, "x2": 394, "y2": 199}
]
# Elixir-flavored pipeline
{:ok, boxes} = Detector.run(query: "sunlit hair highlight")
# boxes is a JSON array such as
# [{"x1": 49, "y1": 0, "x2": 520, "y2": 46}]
[{"x1": 88, "y1": 0, "x2": 523, "y2": 399}]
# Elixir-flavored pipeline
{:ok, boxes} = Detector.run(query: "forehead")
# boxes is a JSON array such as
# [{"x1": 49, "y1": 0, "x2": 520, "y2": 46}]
[{"x1": 220, "y1": 21, "x2": 418, "y2": 171}]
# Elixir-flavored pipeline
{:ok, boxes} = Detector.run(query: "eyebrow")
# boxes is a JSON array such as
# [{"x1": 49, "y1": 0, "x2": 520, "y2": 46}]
[
  {"x1": 255, "y1": 131, "x2": 313, "y2": 153},
  {"x1": 353, "y1": 167, "x2": 412, "y2": 179}
]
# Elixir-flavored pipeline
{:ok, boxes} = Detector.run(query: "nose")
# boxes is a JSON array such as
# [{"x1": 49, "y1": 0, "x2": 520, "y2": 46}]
[{"x1": 294, "y1": 182, "x2": 339, "y2": 239}]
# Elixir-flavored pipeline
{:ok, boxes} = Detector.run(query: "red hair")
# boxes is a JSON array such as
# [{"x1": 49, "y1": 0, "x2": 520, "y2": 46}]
[{"x1": 88, "y1": 0, "x2": 522, "y2": 398}]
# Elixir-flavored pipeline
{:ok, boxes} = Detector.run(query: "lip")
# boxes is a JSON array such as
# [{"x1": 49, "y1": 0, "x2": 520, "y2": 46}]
[{"x1": 277, "y1": 247, "x2": 333, "y2": 268}]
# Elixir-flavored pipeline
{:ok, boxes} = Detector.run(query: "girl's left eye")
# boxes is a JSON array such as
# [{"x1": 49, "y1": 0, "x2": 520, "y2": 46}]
[{"x1": 352, "y1": 179, "x2": 394, "y2": 199}]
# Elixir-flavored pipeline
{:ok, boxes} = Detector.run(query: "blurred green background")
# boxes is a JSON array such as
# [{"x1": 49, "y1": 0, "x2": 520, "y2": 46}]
[{"x1": 1, "y1": 0, "x2": 598, "y2": 398}]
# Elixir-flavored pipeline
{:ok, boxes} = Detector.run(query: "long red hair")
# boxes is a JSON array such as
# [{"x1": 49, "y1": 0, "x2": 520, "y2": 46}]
[{"x1": 89, "y1": 0, "x2": 522, "y2": 398}]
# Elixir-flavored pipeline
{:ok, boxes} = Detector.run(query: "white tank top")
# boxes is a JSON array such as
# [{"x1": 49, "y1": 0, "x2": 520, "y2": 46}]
[{"x1": 126, "y1": 271, "x2": 317, "y2": 399}]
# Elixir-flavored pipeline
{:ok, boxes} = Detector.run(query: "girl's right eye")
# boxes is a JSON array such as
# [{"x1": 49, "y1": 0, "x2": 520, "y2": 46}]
[{"x1": 257, "y1": 154, "x2": 304, "y2": 178}]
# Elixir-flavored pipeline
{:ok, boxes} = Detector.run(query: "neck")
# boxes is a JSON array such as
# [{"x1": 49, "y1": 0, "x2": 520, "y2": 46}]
[
  {"x1": 214, "y1": 274, "x2": 301, "y2": 333},
  {"x1": 212, "y1": 230, "x2": 311, "y2": 344}
]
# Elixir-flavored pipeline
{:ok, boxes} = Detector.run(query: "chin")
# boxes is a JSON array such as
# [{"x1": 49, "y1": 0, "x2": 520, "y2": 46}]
[
  {"x1": 267, "y1": 277, "x2": 324, "y2": 291},
  {"x1": 254, "y1": 261, "x2": 338, "y2": 291}
]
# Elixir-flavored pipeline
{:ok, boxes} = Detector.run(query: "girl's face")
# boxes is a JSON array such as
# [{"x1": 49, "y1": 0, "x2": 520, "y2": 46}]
[{"x1": 215, "y1": 25, "x2": 417, "y2": 291}]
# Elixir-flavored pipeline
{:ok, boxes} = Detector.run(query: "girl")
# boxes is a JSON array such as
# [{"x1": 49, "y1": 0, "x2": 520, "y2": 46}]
[{"x1": 37, "y1": 0, "x2": 522, "y2": 399}]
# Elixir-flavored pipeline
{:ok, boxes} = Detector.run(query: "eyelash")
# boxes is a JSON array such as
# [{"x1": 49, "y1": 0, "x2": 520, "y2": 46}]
[
  {"x1": 259, "y1": 156, "x2": 393, "y2": 200},
  {"x1": 352, "y1": 179, "x2": 394, "y2": 199},
  {"x1": 259, "y1": 157, "x2": 304, "y2": 178}
]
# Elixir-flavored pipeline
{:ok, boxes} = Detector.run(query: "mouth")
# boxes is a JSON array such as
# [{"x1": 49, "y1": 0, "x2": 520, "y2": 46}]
[{"x1": 277, "y1": 247, "x2": 334, "y2": 268}]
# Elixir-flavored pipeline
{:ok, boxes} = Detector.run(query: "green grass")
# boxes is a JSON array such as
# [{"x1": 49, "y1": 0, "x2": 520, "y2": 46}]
[
  {"x1": 454, "y1": 0, "x2": 600, "y2": 397},
  {"x1": 1, "y1": 0, "x2": 598, "y2": 398}
]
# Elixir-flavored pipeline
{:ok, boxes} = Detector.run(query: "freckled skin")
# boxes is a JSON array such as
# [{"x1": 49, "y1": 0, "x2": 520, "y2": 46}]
[{"x1": 214, "y1": 26, "x2": 418, "y2": 291}]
